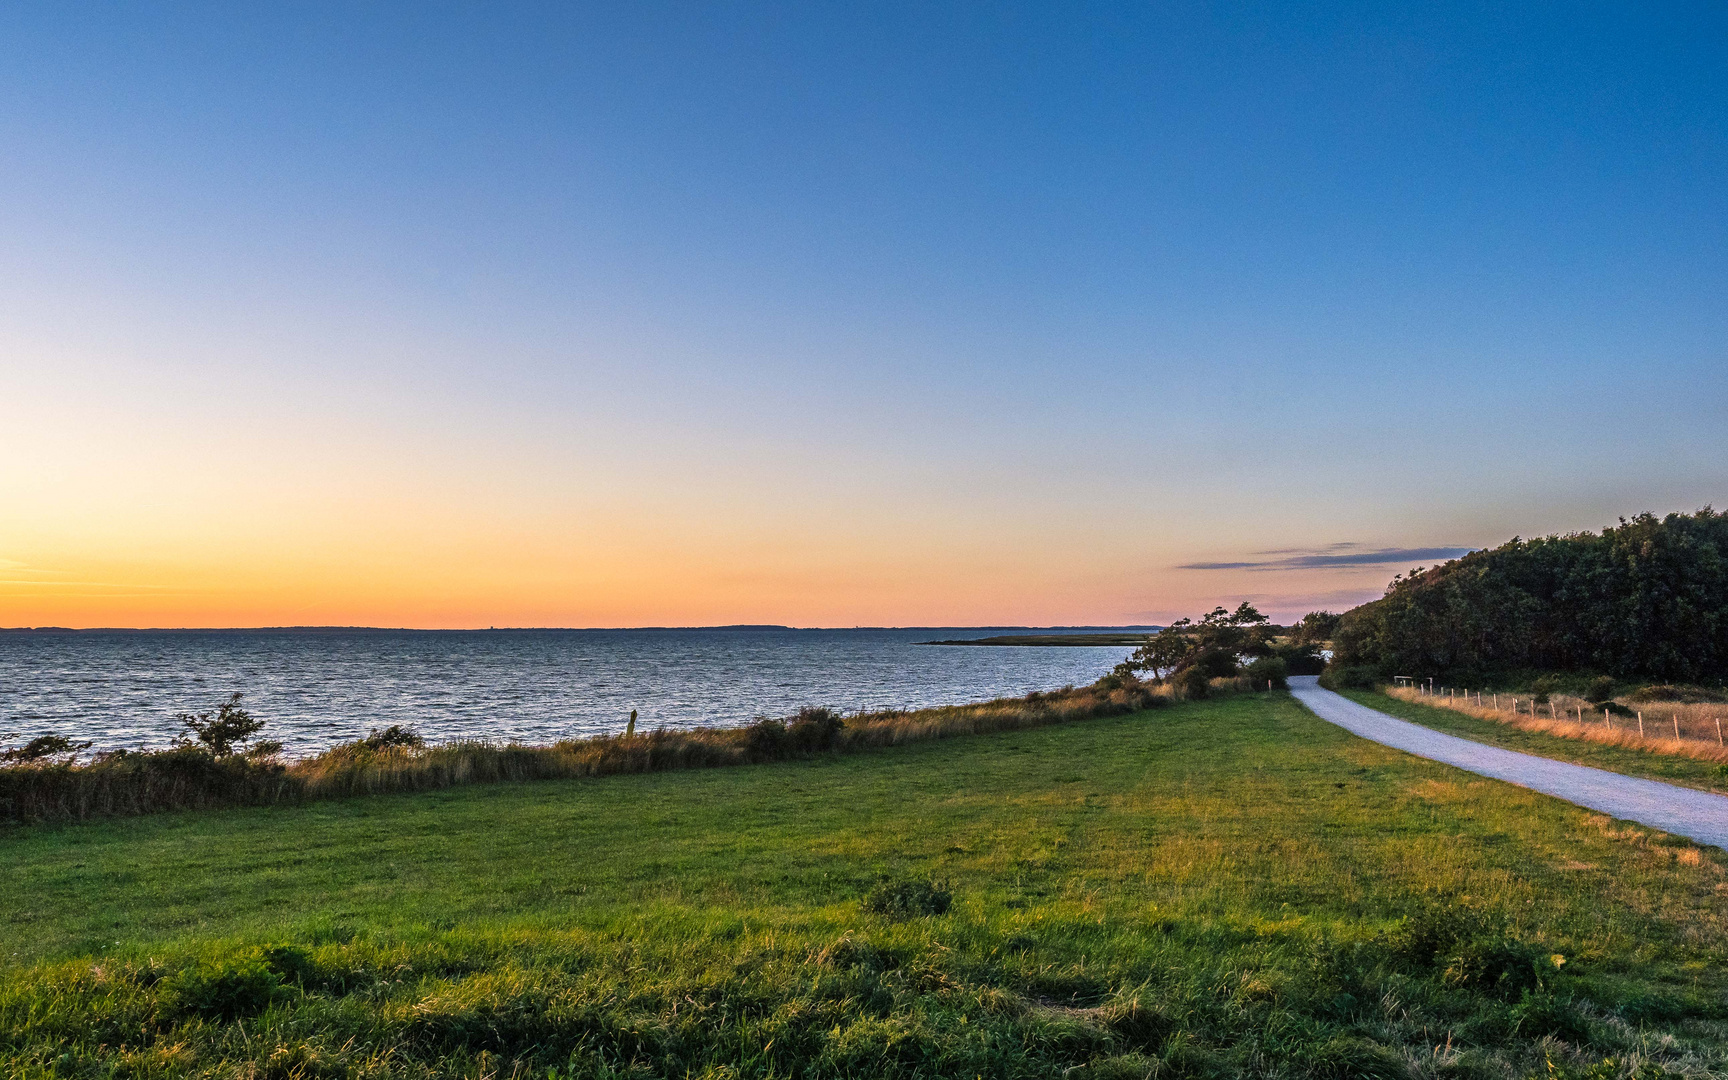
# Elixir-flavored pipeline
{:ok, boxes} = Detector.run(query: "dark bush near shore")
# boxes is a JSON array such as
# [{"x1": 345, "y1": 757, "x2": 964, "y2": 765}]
[{"x1": 0, "y1": 676, "x2": 1218, "y2": 825}]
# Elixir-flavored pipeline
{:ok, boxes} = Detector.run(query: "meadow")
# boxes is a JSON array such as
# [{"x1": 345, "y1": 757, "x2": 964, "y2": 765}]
[{"x1": 4, "y1": 692, "x2": 1727, "y2": 1078}]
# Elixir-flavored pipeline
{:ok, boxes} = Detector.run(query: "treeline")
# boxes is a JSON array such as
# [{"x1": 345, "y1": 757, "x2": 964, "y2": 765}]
[{"x1": 1331, "y1": 508, "x2": 1728, "y2": 683}]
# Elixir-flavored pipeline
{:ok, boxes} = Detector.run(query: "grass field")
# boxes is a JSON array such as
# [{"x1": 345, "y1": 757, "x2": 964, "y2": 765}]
[
  {"x1": 4, "y1": 693, "x2": 1727, "y2": 1078},
  {"x1": 1345, "y1": 689, "x2": 1728, "y2": 796}
]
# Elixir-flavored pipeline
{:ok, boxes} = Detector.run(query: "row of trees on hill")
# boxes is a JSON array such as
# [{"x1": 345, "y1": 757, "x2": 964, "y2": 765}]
[{"x1": 1331, "y1": 508, "x2": 1728, "y2": 683}]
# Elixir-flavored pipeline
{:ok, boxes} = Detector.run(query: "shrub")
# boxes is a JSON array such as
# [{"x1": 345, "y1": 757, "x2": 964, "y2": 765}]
[
  {"x1": 1584, "y1": 676, "x2": 1616, "y2": 705},
  {"x1": 1628, "y1": 684, "x2": 1728, "y2": 704},
  {"x1": 176, "y1": 693, "x2": 265, "y2": 757},
  {"x1": 1277, "y1": 644, "x2": 1328, "y2": 676},
  {"x1": 260, "y1": 944, "x2": 318, "y2": 987},
  {"x1": 1531, "y1": 675, "x2": 1560, "y2": 705},
  {"x1": 1508, "y1": 988, "x2": 1592, "y2": 1043},
  {"x1": 786, "y1": 707, "x2": 844, "y2": 752},
  {"x1": 1319, "y1": 665, "x2": 1378, "y2": 691},
  {"x1": 1243, "y1": 656, "x2": 1289, "y2": 689},
  {"x1": 1440, "y1": 939, "x2": 1550, "y2": 999},
  {"x1": 862, "y1": 877, "x2": 952, "y2": 918},
  {"x1": 0, "y1": 734, "x2": 92, "y2": 766},
  {"x1": 743, "y1": 718, "x2": 788, "y2": 758},
  {"x1": 159, "y1": 955, "x2": 282, "y2": 1020},
  {"x1": 1175, "y1": 667, "x2": 1212, "y2": 699},
  {"x1": 362, "y1": 725, "x2": 425, "y2": 750}
]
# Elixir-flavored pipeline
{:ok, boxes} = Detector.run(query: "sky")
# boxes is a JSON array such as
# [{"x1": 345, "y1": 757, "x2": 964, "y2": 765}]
[{"x1": 2, "y1": 2, "x2": 1725, "y2": 628}]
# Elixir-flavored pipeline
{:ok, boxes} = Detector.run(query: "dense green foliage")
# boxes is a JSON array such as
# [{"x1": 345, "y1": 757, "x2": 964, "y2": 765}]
[
  {"x1": 4, "y1": 695, "x2": 1725, "y2": 1078},
  {"x1": 1114, "y1": 604, "x2": 1323, "y2": 685},
  {"x1": 1333, "y1": 509, "x2": 1728, "y2": 682}
]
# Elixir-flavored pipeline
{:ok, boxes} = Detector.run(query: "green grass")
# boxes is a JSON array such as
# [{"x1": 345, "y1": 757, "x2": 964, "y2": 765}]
[
  {"x1": 4, "y1": 693, "x2": 1727, "y2": 1078},
  {"x1": 1344, "y1": 689, "x2": 1728, "y2": 795}
]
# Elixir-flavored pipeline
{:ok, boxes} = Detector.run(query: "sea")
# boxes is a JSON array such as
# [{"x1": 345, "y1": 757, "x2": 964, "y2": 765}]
[{"x1": 0, "y1": 627, "x2": 1145, "y2": 756}]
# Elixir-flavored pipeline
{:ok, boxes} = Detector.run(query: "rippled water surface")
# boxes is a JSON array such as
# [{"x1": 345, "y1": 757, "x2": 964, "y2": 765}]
[{"x1": 0, "y1": 628, "x2": 1139, "y2": 754}]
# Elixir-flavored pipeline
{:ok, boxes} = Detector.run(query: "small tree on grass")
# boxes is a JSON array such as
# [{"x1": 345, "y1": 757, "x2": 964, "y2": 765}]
[{"x1": 176, "y1": 693, "x2": 270, "y2": 758}]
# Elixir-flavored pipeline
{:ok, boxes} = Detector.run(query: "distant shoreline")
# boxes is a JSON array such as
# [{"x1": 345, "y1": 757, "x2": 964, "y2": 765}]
[
  {"x1": 918, "y1": 633, "x2": 1157, "y2": 647},
  {"x1": 0, "y1": 624, "x2": 1163, "y2": 636}
]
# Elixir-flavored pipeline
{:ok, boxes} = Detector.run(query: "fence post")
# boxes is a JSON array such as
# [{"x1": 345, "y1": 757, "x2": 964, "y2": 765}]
[
  {"x1": 1638, "y1": 712, "x2": 1644, "y2": 737},
  {"x1": 1717, "y1": 717, "x2": 1723, "y2": 747},
  {"x1": 1674, "y1": 715, "x2": 1681, "y2": 741}
]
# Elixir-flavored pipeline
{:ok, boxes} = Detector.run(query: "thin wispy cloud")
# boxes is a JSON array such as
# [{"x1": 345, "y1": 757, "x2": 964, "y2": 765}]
[
  {"x1": 1177, "y1": 545, "x2": 1474, "y2": 572},
  {"x1": 0, "y1": 560, "x2": 178, "y2": 593}
]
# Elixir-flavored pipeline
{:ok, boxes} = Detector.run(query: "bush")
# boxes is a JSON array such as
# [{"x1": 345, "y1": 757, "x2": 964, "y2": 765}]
[
  {"x1": 176, "y1": 693, "x2": 265, "y2": 757},
  {"x1": 159, "y1": 956, "x2": 282, "y2": 1020},
  {"x1": 1531, "y1": 675, "x2": 1560, "y2": 705},
  {"x1": 1628, "y1": 683, "x2": 1728, "y2": 704},
  {"x1": 0, "y1": 734, "x2": 92, "y2": 766},
  {"x1": 1277, "y1": 644, "x2": 1328, "y2": 676},
  {"x1": 1508, "y1": 988, "x2": 1592, "y2": 1043},
  {"x1": 1193, "y1": 647, "x2": 1241, "y2": 679},
  {"x1": 1441, "y1": 938, "x2": 1549, "y2": 999},
  {"x1": 1319, "y1": 665, "x2": 1378, "y2": 691},
  {"x1": 362, "y1": 725, "x2": 425, "y2": 750},
  {"x1": 1584, "y1": 676, "x2": 1616, "y2": 704},
  {"x1": 862, "y1": 877, "x2": 952, "y2": 918},
  {"x1": 1175, "y1": 667, "x2": 1212, "y2": 699},
  {"x1": 785, "y1": 707, "x2": 844, "y2": 752},
  {"x1": 744, "y1": 718, "x2": 788, "y2": 758},
  {"x1": 1243, "y1": 656, "x2": 1289, "y2": 690}
]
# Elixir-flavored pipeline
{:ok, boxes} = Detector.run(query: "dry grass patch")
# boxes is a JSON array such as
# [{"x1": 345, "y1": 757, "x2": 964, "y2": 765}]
[{"x1": 1386, "y1": 686, "x2": 1728, "y2": 766}]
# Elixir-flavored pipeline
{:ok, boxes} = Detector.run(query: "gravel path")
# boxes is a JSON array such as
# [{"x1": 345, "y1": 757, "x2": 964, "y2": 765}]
[{"x1": 1289, "y1": 675, "x2": 1728, "y2": 850}]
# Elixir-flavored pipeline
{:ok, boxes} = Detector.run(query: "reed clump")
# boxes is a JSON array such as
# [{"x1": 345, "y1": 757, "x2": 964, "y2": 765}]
[
  {"x1": 1385, "y1": 685, "x2": 1728, "y2": 766},
  {"x1": 0, "y1": 675, "x2": 1239, "y2": 825}
]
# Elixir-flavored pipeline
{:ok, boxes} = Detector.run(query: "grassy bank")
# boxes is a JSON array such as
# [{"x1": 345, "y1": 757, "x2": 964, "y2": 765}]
[
  {"x1": 5, "y1": 694, "x2": 1728, "y2": 1078},
  {"x1": 1345, "y1": 688, "x2": 1728, "y2": 795},
  {"x1": 0, "y1": 678, "x2": 1191, "y2": 825}
]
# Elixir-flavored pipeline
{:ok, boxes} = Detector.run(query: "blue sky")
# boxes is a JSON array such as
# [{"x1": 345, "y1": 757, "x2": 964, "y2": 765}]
[{"x1": 2, "y1": 3, "x2": 1724, "y2": 626}]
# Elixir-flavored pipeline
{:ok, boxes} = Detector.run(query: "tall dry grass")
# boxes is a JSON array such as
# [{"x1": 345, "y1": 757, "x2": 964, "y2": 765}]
[
  {"x1": 1, "y1": 676, "x2": 1216, "y2": 824},
  {"x1": 1385, "y1": 685, "x2": 1728, "y2": 765}
]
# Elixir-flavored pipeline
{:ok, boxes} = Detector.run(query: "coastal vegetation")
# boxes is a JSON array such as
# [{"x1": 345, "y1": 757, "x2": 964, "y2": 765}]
[
  {"x1": 6, "y1": 692, "x2": 1727, "y2": 1078},
  {"x1": 1330, "y1": 509, "x2": 1728, "y2": 684},
  {"x1": 918, "y1": 633, "x2": 1157, "y2": 647},
  {"x1": 0, "y1": 676, "x2": 1245, "y2": 826},
  {"x1": 1112, "y1": 603, "x2": 1326, "y2": 690}
]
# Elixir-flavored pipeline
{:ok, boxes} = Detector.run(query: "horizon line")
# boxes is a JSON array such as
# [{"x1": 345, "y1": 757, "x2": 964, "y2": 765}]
[{"x1": 0, "y1": 623, "x2": 1171, "y2": 634}]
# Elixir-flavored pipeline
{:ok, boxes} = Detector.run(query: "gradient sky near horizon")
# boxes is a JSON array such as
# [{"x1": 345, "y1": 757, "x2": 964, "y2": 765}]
[{"x1": 3, "y1": 3, "x2": 1725, "y2": 628}]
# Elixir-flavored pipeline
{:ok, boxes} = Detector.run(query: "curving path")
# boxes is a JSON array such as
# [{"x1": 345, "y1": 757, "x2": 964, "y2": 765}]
[{"x1": 1288, "y1": 675, "x2": 1728, "y2": 850}]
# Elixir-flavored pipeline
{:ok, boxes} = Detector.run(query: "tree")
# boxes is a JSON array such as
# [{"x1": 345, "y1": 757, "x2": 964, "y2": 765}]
[
  {"x1": 1292, "y1": 611, "x2": 1341, "y2": 647},
  {"x1": 1330, "y1": 508, "x2": 1728, "y2": 681},
  {"x1": 176, "y1": 693, "x2": 266, "y2": 758},
  {"x1": 1115, "y1": 603, "x2": 1274, "y2": 682}
]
